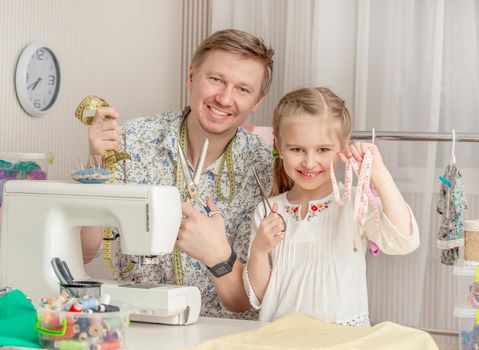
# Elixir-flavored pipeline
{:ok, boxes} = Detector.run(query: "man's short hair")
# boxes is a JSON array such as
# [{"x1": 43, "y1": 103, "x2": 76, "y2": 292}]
[{"x1": 191, "y1": 29, "x2": 274, "y2": 98}]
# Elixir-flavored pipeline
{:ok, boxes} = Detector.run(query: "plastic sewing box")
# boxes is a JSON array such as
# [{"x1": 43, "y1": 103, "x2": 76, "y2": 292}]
[
  {"x1": 453, "y1": 261, "x2": 479, "y2": 349},
  {"x1": 0, "y1": 152, "x2": 52, "y2": 205},
  {"x1": 453, "y1": 262, "x2": 479, "y2": 309},
  {"x1": 454, "y1": 307, "x2": 479, "y2": 350},
  {"x1": 35, "y1": 297, "x2": 130, "y2": 350}
]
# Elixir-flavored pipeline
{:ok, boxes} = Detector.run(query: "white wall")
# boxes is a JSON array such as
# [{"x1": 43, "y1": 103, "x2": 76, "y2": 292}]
[{"x1": 0, "y1": 0, "x2": 183, "y2": 180}]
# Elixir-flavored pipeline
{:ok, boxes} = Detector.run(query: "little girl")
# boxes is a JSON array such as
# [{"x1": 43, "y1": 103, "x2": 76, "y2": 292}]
[{"x1": 243, "y1": 87, "x2": 420, "y2": 326}]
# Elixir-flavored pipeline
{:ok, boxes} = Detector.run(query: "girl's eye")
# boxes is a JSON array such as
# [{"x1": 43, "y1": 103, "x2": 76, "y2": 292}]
[
  {"x1": 319, "y1": 148, "x2": 330, "y2": 153},
  {"x1": 290, "y1": 147, "x2": 303, "y2": 153}
]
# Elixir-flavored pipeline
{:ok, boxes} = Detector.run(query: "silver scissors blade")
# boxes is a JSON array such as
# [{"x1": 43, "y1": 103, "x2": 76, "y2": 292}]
[
  {"x1": 177, "y1": 141, "x2": 211, "y2": 214},
  {"x1": 251, "y1": 166, "x2": 287, "y2": 232},
  {"x1": 251, "y1": 167, "x2": 273, "y2": 213},
  {"x1": 177, "y1": 142, "x2": 194, "y2": 186},
  {"x1": 193, "y1": 138, "x2": 209, "y2": 185}
]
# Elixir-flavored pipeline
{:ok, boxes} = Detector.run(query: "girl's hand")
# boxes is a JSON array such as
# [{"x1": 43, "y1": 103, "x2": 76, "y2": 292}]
[
  {"x1": 251, "y1": 203, "x2": 285, "y2": 256},
  {"x1": 338, "y1": 142, "x2": 385, "y2": 172}
]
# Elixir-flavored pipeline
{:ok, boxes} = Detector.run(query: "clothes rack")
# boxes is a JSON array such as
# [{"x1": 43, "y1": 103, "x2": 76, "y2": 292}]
[{"x1": 351, "y1": 131, "x2": 479, "y2": 142}]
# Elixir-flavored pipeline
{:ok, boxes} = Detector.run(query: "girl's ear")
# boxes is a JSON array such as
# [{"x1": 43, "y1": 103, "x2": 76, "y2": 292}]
[
  {"x1": 273, "y1": 137, "x2": 282, "y2": 160},
  {"x1": 274, "y1": 137, "x2": 283, "y2": 151},
  {"x1": 273, "y1": 137, "x2": 279, "y2": 149}
]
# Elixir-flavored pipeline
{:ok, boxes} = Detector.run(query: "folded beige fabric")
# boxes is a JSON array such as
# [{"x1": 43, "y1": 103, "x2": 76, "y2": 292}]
[{"x1": 186, "y1": 313, "x2": 438, "y2": 350}]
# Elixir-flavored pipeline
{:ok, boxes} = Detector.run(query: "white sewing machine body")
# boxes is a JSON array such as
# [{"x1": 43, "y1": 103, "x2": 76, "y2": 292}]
[{"x1": 0, "y1": 180, "x2": 201, "y2": 325}]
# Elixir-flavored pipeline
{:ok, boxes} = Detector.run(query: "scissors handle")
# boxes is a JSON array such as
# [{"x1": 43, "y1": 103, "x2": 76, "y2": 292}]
[{"x1": 194, "y1": 196, "x2": 211, "y2": 214}]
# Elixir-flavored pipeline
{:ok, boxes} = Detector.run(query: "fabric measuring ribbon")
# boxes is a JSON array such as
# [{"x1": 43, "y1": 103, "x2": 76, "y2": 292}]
[
  {"x1": 74, "y1": 96, "x2": 135, "y2": 275},
  {"x1": 331, "y1": 149, "x2": 380, "y2": 237}
]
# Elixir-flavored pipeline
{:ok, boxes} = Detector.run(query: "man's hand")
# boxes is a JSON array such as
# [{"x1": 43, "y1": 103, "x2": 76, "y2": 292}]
[
  {"x1": 250, "y1": 203, "x2": 285, "y2": 256},
  {"x1": 177, "y1": 197, "x2": 231, "y2": 267},
  {"x1": 88, "y1": 107, "x2": 122, "y2": 156}
]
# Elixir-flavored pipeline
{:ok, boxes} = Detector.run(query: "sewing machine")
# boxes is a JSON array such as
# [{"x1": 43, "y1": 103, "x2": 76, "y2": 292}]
[{"x1": 0, "y1": 180, "x2": 201, "y2": 325}]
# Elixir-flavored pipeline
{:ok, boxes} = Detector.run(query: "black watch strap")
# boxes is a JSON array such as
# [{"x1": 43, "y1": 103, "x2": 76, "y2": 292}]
[{"x1": 207, "y1": 247, "x2": 237, "y2": 278}]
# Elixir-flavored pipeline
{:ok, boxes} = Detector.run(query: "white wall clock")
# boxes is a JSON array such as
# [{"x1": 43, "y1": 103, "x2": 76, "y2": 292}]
[{"x1": 15, "y1": 43, "x2": 61, "y2": 117}]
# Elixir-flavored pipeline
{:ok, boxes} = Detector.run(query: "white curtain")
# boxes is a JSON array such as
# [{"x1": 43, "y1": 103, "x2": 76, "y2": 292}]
[{"x1": 211, "y1": 0, "x2": 479, "y2": 333}]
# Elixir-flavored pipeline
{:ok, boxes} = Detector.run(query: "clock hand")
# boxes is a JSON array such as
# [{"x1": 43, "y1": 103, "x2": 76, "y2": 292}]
[{"x1": 27, "y1": 77, "x2": 42, "y2": 90}]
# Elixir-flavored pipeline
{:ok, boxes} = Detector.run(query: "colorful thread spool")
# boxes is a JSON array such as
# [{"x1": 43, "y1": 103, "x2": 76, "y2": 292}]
[
  {"x1": 88, "y1": 324, "x2": 104, "y2": 338},
  {"x1": 76, "y1": 318, "x2": 89, "y2": 332},
  {"x1": 54, "y1": 340, "x2": 88, "y2": 350},
  {"x1": 81, "y1": 296, "x2": 99, "y2": 311},
  {"x1": 96, "y1": 340, "x2": 123, "y2": 350},
  {"x1": 38, "y1": 293, "x2": 128, "y2": 349},
  {"x1": 77, "y1": 332, "x2": 88, "y2": 342},
  {"x1": 69, "y1": 303, "x2": 82, "y2": 313}
]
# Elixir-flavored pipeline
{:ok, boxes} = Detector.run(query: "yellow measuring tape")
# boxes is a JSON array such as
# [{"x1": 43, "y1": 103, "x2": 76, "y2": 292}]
[
  {"x1": 173, "y1": 119, "x2": 188, "y2": 286},
  {"x1": 173, "y1": 111, "x2": 236, "y2": 285},
  {"x1": 75, "y1": 95, "x2": 134, "y2": 275},
  {"x1": 214, "y1": 141, "x2": 235, "y2": 202}
]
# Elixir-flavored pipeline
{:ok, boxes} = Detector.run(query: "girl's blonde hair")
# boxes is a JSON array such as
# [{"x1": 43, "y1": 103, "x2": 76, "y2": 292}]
[{"x1": 271, "y1": 87, "x2": 352, "y2": 195}]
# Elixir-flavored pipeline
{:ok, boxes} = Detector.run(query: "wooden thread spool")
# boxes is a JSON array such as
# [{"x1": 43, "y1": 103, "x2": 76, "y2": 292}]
[{"x1": 464, "y1": 220, "x2": 479, "y2": 263}]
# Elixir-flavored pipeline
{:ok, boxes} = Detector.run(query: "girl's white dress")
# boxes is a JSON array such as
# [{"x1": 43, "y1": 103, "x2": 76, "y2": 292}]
[{"x1": 243, "y1": 186, "x2": 420, "y2": 326}]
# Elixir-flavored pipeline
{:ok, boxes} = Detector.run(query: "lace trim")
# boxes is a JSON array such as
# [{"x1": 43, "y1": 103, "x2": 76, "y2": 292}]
[
  {"x1": 242, "y1": 265, "x2": 262, "y2": 309},
  {"x1": 338, "y1": 314, "x2": 371, "y2": 327}
]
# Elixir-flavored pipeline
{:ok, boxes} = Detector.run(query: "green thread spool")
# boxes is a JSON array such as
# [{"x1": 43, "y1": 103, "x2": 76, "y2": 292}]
[{"x1": 56, "y1": 340, "x2": 88, "y2": 350}]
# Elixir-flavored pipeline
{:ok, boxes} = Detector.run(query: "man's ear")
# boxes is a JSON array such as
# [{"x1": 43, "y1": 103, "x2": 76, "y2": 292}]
[
  {"x1": 251, "y1": 95, "x2": 266, "y2": 113},
  {"x1": 187, "y1": 65, "x2": 194, "y2": 89}
]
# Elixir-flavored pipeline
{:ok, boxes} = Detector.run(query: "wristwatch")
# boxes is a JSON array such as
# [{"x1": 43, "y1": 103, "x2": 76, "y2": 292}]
[{"x1": 207, "y1": 247, "x2": 237, "y2": 278}]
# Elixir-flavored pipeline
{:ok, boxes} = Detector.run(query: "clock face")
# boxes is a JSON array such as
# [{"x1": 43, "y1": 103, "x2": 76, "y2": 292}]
[
  {"x1": 15, "y1": 43, "x2": 61, "y2": 117},
  {"x1": 26, "y1": 47, "x2": 60, "y2": 111}
]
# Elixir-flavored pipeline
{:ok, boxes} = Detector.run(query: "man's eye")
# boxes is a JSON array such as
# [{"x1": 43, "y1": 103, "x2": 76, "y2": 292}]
[
  {"x1": 210, "y1": 77, "x2": 221, "y2": 83},
  {"x1": 239, "y1": 87, "x2": 250, "y2": 94}
]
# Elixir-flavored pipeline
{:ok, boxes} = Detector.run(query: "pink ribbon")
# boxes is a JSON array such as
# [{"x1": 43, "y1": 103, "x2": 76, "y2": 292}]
[{"x1": 331, "y1": 149, "x2": 381, "y2": 251}]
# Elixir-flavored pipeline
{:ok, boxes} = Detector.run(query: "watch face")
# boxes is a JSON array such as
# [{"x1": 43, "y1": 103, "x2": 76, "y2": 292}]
[
  {"x1": 213, "y1": 264, "x2": 230, "y2": 277},
  {"x1": 26, "y1": 47, "x2": 60, "y2": 111}
]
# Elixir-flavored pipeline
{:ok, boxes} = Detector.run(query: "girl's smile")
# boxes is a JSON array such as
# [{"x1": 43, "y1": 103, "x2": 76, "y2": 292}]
[{"x1": 296, "y1": 169, "x2": 325, "y2": 179}]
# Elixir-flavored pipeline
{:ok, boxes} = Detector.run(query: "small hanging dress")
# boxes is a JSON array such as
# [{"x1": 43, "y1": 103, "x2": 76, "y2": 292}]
[{"x1": 436, "y1": 163, "x2": 467, "y2": 265}]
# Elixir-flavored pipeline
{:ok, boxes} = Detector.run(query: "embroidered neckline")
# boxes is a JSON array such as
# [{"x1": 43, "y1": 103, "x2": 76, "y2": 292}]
[{"x1": 285, "y1": 199, "x2": 332, "y2": 222}]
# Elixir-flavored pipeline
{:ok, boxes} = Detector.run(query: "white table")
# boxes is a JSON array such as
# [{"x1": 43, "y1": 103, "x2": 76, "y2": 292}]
[{"x1": 128, "y1": 317, "x2": 265, "y2": 349}]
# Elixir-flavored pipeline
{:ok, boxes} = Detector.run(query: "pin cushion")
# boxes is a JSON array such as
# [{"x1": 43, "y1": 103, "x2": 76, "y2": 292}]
[{"x1": 71, "y1": 168, "x2": 113, "y2": 184}]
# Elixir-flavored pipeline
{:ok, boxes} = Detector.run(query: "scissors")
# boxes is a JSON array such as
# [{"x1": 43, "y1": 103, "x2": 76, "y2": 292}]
[
  {"x1": 178, "y1": 138, "x2": 211, "y2": 214},
  {"x1": 251, "y1": 167, "x2": 286, "y2": 232}
]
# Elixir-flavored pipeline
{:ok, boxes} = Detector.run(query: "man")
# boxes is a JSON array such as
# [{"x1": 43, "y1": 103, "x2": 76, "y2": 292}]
[{"x1": 81, "y1": 29, "x2": 274, "y2": 319}]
